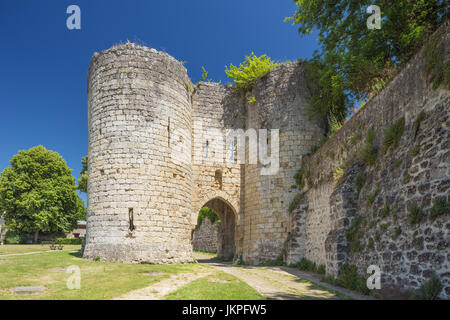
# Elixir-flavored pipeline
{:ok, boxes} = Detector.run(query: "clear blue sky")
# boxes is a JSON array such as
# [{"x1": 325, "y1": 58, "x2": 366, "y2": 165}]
[{"x1": 0, "y1": 0, "x2": 319, "y2": 202}]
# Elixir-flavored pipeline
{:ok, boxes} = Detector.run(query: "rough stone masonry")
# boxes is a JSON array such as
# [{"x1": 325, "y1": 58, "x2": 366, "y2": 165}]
[{"x1": 84, "y1": 24, "x2": 449, "y2": 297}]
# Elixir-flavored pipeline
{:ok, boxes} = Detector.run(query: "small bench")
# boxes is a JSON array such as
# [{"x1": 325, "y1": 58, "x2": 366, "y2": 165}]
[{"x1": 49, "y1": 243, "x2": 64, "y2": 250}]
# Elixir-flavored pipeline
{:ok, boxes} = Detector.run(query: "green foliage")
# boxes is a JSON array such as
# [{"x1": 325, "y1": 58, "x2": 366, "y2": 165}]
[
  {"x1": 381, "y1": 205, "x2": 390, "y2": 218},
  {"x1": 288, "y1": 193, "x2": 304, "y2": 213},
  {"x1": 410, "y1": 272, "x2": 443, "y2": 300},
  {"x1": 333, "y1": 264, "x2": 371, "y2": 296},
  {"x1": 356, "y1": 173, "x2": 366, "y2": 194},
  {"x1": 295, "y1": 258, "x2": 317, "y2": 272},
  {"x1": 414, "y1": 111, "x2": 426, "y2": 135},
  {"x1": 317, "y1": 264, "x2": 326, "y2": 275},
  {"x1": 393, "y1": 227, "x2": 402, "y2": 239},
  {"x1": 185, "y1": 81, "x2": 194, "y2": 93},
  {"x1": 294, "y1": 167, "x2": 305, "y2": 189},
  {"x1": 196, "y1": 207, "x2": 220, "y2": 230},
  {"x1": 424, "y1": 31, "x2": 450, "y2": 89},
  {"x1": 286, "y1": 0, "x2": 447, "y2": 120},
  {"x1": 382, "y1": 118, "x2": 405, "y2": 153},
  {"x1": 358, "y1": 129, "x2": 377, "y2": 165},
  {"x1": 304, "y1": 58, "x2": 348, "y2": 130},
  {"x1": 350, "y1": 133, "x2": 362, "y2": 146},
  {"x1": 225, "y1": 53, "x2": 278, "y2": 90},
  {"x1": 200, "y1": 66, "x2": 208, "y2": 82},
  {"x1": 0, "y1": 146, "x2": 86, "y2": 240},
  {"x1": 345, "y1": 216, "x2": 365, "y2": 253},
  {"x1": 247, "y1": 96, "x2": 256, "y2": 104},
  {"x1": 262, "y1": 254, "x2": 285, "y2": 266},
  {"x1": 333, "y1": 166, "x2": 344, "y2": 180},
  {"x1": 408, "y1": 202, "x2": 424, "y2": 225},
  {"x1": 327, "y1": 114, "x2": 344, "y2": 139},
  {"x1": 367, "y1": 188, "x2": 381, "y2": 205},
  {"x1": 54, "y1": 237, "x2": 84, "y2": 245},
  {"x1": 430, "y1": 197, "x2": 450, "y2": 220},
  {"x1": 4, "y1": 231, "x2": 28, "y2": 244},
  {"x1": 78, "y1": 156, "x2": 88, "y2": 193},
  {"x1": 367, "y1": 238, "x2": 374, "y2": 249},
  {"x1": 410, "y1": 145, "x2": 421, "y2": 157}
]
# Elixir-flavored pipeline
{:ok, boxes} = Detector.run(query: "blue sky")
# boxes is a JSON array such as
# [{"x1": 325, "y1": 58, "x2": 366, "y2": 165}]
[{"x1": 0, "y1": 0, "x2": 319, "y2": 202}]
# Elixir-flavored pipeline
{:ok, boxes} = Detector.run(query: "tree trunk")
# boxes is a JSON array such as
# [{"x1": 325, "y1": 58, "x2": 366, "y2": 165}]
[{"x1": 34, "y1": 230, "x2": 39, "y2": 243}]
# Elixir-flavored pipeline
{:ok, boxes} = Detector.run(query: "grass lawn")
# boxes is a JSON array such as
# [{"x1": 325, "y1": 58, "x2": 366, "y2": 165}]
[
  {"x1": 0, "y1": 246, "x2": 262, "y2": 300},
  {"x1": 0, "y1": 244, "x2": 81, "y2": 255},
  {"x1": 164, "y1": 272, "x2": 264, "y2": 300},
  {"x1": 0, "y1": 247, "x2": 210, "y2": 300}
]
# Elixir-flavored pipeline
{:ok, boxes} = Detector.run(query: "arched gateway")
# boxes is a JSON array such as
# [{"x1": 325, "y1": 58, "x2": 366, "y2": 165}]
[{"x1": 82, "y1": 43, "x2": 323, "y2": 265}]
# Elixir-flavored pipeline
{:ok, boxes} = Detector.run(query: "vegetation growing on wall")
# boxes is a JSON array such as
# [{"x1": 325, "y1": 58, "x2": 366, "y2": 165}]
[
  {"x1": 358, "y1": 128, "x2": 377, "y2": 165},
  {"x1": 225, "y1": 53, "x2": 278, "y2": 90},
  {"x1": 285, "y1": 0, "x2": 448, "y2": 132},
  {"x1": 382, "y1": 118, "x2": 405, "y2": 153},
  {"x1": 196, "y1": 207, "x2": 220, "y2": 230},
  {"x1": 424, "y1": 30, "x2": 450, "y2": 89}
]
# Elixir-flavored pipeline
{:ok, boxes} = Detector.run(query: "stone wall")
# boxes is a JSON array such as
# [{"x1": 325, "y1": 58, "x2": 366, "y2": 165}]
[
  {"x1": 85, "y1": 44, "x2": 194, "y2": 264},
  {"x1": 288, "y1": 24, "x2": 450, "y2": 298},
  {"x1": 242, "y1": 62, "x2": 323, "y2": 264},
  {"x1": 192, "y1": 218, "x2": 218, "y2": 253}
]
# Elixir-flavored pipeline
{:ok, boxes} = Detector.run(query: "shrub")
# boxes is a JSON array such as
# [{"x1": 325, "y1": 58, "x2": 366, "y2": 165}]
[
  {"x1": 358, "y1": 129, "x2": 377, "y2": 164},
  {"x1": 355, "y1": 173, "x2": 366, "y2": 194},
  {"x1": 382, "y1": 118, "x2": 405, "y2": 153},
  {"x1": 247, "y1": 96, "x2": 256, "y2": 104},
  {"x1": 413, "y1": 111, "x2": 426, "y2": 136},
  {"x1": 262, "y1": 254, "x2": 285, "y2": 266},
  {"x1": 4, "y1": 231, "x2": 28, "y2": 244},
  {"x1": 393, "y1": 227, "x2": 402, "y2": 239},
  {"x1": 225, "y1": 53, "x2": 278, "y2": 90},
  {"x1": 54, "y1": 238, "x2": 84, "y2": 245},
  {"x1": 295, "y1": 258, "x2": 317, "y2": 272},
  {"x1": 408, "y1": 203, "x2": 424, "y2": 225},
  {"x1": 317, "y1": 264, "x2": 326, "y2": 275},
  {"x1": 410, "y1": 272, "x2": 442, "y2": 300},
  {"x1": 381, "y1": 205, "x2": 390, "y2": 218},
  {"x1": 333, "y1": 166, "x2": 344, "y2": 180},
  {"x1": 367, "y1": 188, "x2": 381, "y2": 205},
  {"x1": 430, "y1": 197, "x2": 450, "y2": 220},
  {"x1": 294, "y1": 167, "x2": 305, "y2": 189},
  {"x1": 336, "y1": 264, "x2": 371, "y2": 295},
  {"x1": 410, "y1": 145, "x2": 421, "y2": 157},
  {"x1": 327, "y1": 114, "x2": 343, "y2": 139},
  {"x1": 288, "y1": 193, "x2": 303, "y2": 213}
]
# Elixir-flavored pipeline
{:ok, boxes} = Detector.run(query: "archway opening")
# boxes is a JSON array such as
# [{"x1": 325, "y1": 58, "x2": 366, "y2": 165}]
[{"x1": 192, "y1": 198, "x2": 236, "y2": 261}]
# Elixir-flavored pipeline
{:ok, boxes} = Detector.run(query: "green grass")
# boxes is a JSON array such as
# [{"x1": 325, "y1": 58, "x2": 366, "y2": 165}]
[
  {"x1": 382, "y1": 118, "x2": 405, "y2": 153},
  {"x1": 0, "y1": 247, "x2": 210, "y2": 300},
  {"x1": 193, "y1": 251, "x2": 217, "y2": 258},
  {"x1": 0, "y1": 244, "x2": 82, "y2": 255},
  {"x1": 164, "y1": 272, "x2": 264, "y2": 300}
]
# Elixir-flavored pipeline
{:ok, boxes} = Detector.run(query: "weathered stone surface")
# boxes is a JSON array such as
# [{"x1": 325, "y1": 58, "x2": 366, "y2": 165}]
[{"x1": 287, "y1": 23, "x2": 450, "y2": 299}]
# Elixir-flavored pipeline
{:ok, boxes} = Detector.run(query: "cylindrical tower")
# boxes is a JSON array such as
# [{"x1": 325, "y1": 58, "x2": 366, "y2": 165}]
[{"x1": 84, "y1": 43, "x2": 193, "y2": 263}]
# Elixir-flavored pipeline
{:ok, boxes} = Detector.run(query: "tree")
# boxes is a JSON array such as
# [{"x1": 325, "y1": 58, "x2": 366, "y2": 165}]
[
  {"x1": 0, "y1": 146, "x2": 86, "y2": 243},
  {"x1": 78, "y1": 156, "x2": 88, "y2": 193},
  {"x1": 286, "y1": 0, "x2": 448, "y2": 124}
]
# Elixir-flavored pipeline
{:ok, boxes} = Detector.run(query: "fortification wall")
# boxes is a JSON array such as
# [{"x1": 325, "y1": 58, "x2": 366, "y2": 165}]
[
  {"x1": 242, "y1": 62, "x2": 324, "y2": 264},
  {"x1": 288, "y1": 24, "x2": 450, "y2": 298},
  {"x1": 85, "y1": 44, "x2": 194, "y2": 263},
  {"x1": 192, "y1": 218, "x2": 219, "y2": 253}
]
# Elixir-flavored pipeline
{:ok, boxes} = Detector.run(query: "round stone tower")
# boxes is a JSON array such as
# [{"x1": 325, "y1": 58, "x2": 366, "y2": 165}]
[{"x1": 84, "y1": 43, "x2": 194, "y2": 263}]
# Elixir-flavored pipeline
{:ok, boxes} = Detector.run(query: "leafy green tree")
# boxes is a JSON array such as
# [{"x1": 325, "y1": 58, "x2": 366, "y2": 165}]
[
  {"x1": 0, "y1": 146, "x2": 86, "y2": 243},
  {"x1": 286, "y1": 0, "x2": 448, "y2": 123},
  {"x1": 78, "y1": 156, "x2": 88, "y2": 193}
]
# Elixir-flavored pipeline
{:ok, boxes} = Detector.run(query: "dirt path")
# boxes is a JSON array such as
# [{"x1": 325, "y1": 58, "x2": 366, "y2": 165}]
[
  {"x1": 195, "y1": 253, "x2": 370, "y2": 300},
  {"x1": 114, "y1": 272, "x2": 213, "y2": 300}
]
